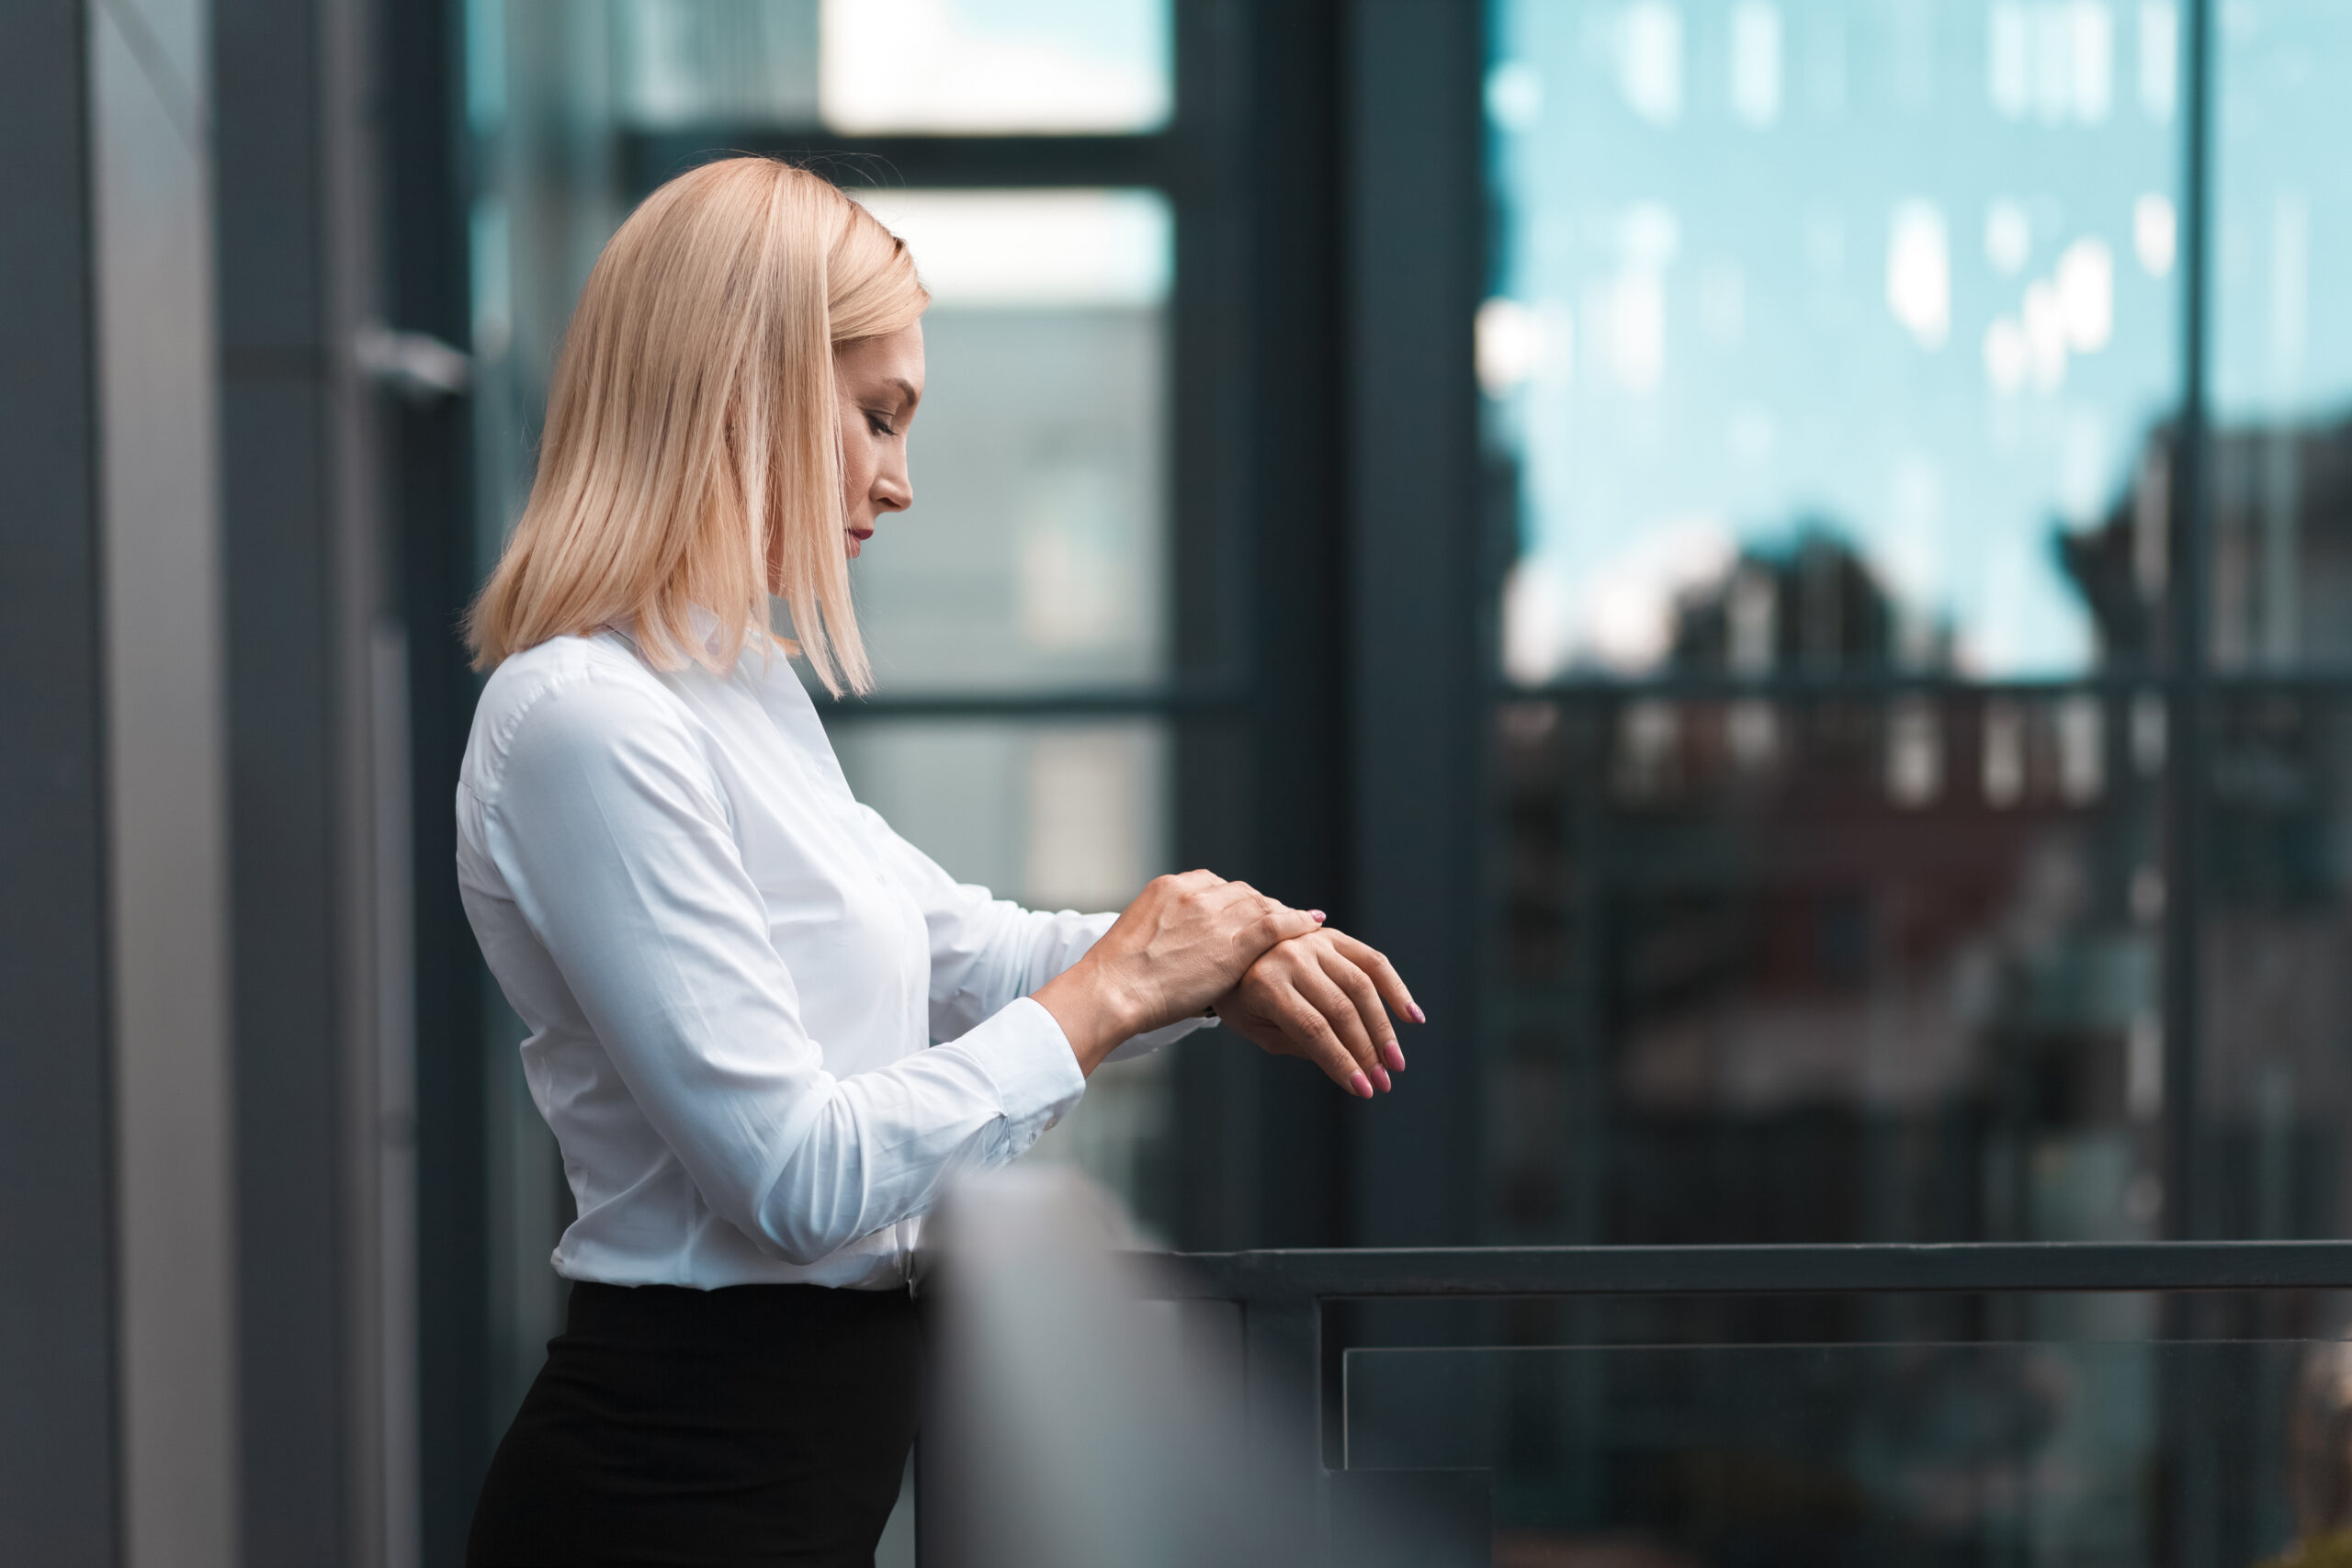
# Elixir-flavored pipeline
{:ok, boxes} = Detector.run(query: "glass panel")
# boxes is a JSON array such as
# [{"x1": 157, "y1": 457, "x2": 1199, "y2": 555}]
[
  {"x1": 1347, "y1": 1335, "x2": 2344, "y2": 1564},
  {"x1": 612, "y1": 0, "x2": 1173, "y2": 134},
  {"x1": 2209, "y1": 1, "x2": 2352, "y2": 668},
  {"x1": 1487, "y1": 0, "x2": 2184, "y2": 681},
  {"x1": 616, "y1": 0, "x2": 823, "y2": 130},
  {"x1": 2201, "y1": 693, "x2": 2352, "y2": 1239},
  {"x1": 831, "y1": 716, "x2": 1170, "y2": 908},
  {"x1": 831, "y1": 716, "x2": 1176, "y2": 1231},
  {"x1": 845, "y1": 189, "x2": 1171, "y2": 693},
  {"x1": 1493, "y1": 687, "x2": 2166, "y2": 1245}
]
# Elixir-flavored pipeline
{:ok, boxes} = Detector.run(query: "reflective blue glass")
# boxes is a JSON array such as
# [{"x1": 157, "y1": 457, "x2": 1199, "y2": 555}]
[
  {"x1": 1488, "y1": 0, "x2": 2185, "y2": 680},
  {"x1": 2207, "y1": 0, "x2": 2352, "y2": 667}
]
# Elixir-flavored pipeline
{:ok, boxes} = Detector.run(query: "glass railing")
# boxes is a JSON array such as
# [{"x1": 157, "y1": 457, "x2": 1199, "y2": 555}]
[
  {"x1": 1134, "y1": 1243, "x2": 2352, "y2": 1568},
  {"x1": 1347, "y1": 1335, "x2": 2319, "y2": 1565}
]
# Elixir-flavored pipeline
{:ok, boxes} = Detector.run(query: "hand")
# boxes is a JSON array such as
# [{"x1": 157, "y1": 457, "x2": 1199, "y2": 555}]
[
  {"x1": 1034, "y1": 872, "x2": 1320, "y2": 1074},
  {"x1": 1213, "y1": 926, "x2": 1421, "y2": 1099}
]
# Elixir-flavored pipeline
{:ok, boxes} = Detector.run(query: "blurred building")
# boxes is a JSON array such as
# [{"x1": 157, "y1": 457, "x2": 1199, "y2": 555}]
[{"x1": 11, "y1": 1, "x2": 2352, "y2": 1565}]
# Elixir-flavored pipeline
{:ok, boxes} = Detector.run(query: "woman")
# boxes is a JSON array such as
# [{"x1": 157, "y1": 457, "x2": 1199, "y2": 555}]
[{"x1": 457, "y1": 157, "x2": 1419, "y2": 1567}]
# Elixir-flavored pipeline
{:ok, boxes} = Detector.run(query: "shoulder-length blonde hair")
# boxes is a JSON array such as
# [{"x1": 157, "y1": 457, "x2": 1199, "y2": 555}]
[{"x1": 468, "y1": 157, "x2": 926, "y2": 693}]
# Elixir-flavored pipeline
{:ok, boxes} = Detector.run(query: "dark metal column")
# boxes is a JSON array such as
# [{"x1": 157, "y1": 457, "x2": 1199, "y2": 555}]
[
  {"x1": 215, "y1": 0, "x2": 396, "y2": 1559},
  {"x1": 1243, "y1": 1295, "x2": 1328, "y2": 1562},
  {"x1": 0, "y1": 5, "x2": 119, "y2": 1563},
  {"x1": 379, "y1": 2, "x2": 490, "y2": 1562},
  {"x1": 1341, "y1": 0, "x2": 1487, "y2": 1248},
  {"x1": 2162, "y1": 0, "x2": 2214, "y2": 1247},
  {"x1": 2160, "y1": 9, "x2": 2219, "y2": 1562},
  {"x1": 1171, "y1": 0, "x2": 1355, "y2": 1254}
]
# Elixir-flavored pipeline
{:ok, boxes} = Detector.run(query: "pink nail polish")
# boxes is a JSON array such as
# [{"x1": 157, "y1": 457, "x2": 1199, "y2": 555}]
[
  {"x1": 1383, "y1": 1041, "x2": 1407, "y2": 1072},
  {"x1": 1373, "y1": 1066, "x2": 1393, "y2": 1092},
  {"x1": 1348, "y1": 1070, "x2": 1372, "y2": 1099},
  {"x1": 1309, "y1": 909, "x2": 1328, "y2": 923},
  {"x1": 1408, "y1": 1004, "x2": 1427, "y2": 1024}
]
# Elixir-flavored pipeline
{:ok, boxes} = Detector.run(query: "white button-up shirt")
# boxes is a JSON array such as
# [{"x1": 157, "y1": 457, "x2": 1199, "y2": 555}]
[{"x1": 456, "y1": 627, "x2": 1202, "y2": 1291}]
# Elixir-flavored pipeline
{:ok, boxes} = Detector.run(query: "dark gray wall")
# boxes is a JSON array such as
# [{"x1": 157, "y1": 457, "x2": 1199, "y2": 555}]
[
  {"x1": 378, "y1": 2, "x2": 492, "y2": 1560},
  {"x1": 0, "y1": 3, "x2": 122, "y2": 1564},
  {"x1": 216, "y1": 0, "x2": 380, "y2": 1560}
]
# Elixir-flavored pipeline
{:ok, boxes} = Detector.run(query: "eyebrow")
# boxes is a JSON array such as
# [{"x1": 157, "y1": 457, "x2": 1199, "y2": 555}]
[{"x1": 886, "y1": 377, "x2": 920, "y2": 411}]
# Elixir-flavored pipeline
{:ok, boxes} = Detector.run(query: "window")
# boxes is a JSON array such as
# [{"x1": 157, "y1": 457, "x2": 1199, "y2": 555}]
[
  {"x1": 1479, "y1": 0, "x2": 2347, "y2": 1255},
  {"x1": 1459, "y1": 0, "x2": 2352, "y2": 1557},
  {"x1": 616, "y1": 0, "x2": 1171, "y2": 136}
]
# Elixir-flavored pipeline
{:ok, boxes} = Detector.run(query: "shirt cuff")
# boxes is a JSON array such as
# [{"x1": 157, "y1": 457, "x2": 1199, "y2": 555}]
[
  {"x1": 1103, "y1": 1010, "x2": 1218, "y2": 1064},
  {"x1": 967, "y1": 995, "x2": 1088, "y2": 1157}
]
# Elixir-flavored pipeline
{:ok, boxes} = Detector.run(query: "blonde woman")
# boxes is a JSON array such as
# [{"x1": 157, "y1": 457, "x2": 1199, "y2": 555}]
[{"x1": 456, "y1": 158, "x2": 1419, "y2": 1566}]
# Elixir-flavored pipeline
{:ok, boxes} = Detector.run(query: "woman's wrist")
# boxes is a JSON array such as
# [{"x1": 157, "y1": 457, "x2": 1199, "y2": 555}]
[{"x1": 1032, "y1": 953, "x2": 1151, "y2": 1076}]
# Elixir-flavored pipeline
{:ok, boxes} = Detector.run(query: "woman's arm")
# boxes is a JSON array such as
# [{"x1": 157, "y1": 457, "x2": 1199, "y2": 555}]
[
  {"x1": 860, "y1": 784, "x2": 1411, "y2": 1090},
  {"x1": 1030, "y1": 871, "x2": 1313, "y2": 1073},
  {"x1": 484, "y1": 676, "x2": 1112, "y2": 1265},
  {"x1": 858, "y1": 807, "x2": 1418, "y2": 1088},
  {"x1": 854, "y1": 805, "x2": 1219, "y2": 1061}
]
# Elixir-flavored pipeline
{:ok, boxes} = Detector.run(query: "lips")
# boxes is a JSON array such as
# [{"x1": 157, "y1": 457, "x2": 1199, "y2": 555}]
[{"x1": 846, "y1": 526, "x2": 873, "y2": 558}]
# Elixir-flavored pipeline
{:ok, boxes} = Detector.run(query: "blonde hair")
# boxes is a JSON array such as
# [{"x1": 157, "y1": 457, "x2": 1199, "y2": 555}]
[{"x1": 467, "y1": 157, "x2": 927, "y2": 693}]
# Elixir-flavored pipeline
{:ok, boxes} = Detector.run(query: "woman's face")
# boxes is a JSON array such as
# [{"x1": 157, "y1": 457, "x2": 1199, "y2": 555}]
[{"x1": 833, "y1": 322, "x2": 925, "y2": 559}]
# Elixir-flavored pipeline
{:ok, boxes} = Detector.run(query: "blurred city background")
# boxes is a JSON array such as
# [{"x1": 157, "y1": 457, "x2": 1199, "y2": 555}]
[{"x1": 12, "y1": 0, "x2": 2352, "y2": 1564}]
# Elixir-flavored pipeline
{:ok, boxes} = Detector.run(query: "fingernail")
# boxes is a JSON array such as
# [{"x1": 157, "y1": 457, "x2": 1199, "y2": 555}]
[
  {"x1": 1372, "y1": 1065, "x2": 1393, "y2": 1093},
  {"x1": 1383, "y1": 1040, "x2": 1407, "y2": 1072},
  {"x1": 1408, "y1": 1004, "x2": 1427, "y2": 1024},
  {"x1": 1349, "y1": 1070, "x2": 1373, "y2": 1099},
  {"x1": 1309, "y1": 909, "x2": 1327, "y2": 923}
]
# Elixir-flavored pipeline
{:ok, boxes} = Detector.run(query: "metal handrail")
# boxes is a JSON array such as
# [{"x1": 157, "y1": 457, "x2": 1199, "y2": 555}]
[
  {"x1": 1136, "y1": 1241, "x2": 2352, "y2": 1563},
  {"x1": 1149, "y1": 1239, "x2": 2352, "y2": 1301}
]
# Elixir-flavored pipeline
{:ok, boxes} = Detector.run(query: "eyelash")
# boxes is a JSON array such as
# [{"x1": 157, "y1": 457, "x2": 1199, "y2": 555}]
[{"x1": 865, "y1": 412, "x2": 899, "y2": 438}]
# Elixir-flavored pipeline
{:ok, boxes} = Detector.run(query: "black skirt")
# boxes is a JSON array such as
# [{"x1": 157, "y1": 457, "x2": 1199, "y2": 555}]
[{"x1": 467, "y1": 1279, "x2": 924, "y2": 1568}]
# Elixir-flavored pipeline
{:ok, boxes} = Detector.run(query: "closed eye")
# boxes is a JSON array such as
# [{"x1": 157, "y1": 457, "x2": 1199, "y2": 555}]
[{"x1": 864, "y1": 410, "x2": 899, "y2": 438}]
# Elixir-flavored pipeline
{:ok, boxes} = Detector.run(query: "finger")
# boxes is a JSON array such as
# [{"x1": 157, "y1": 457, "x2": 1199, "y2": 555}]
[
  {"x1": 1271, "y1": 991, "x2": 1374, "y2": 1098},
  {"x1": 1316, "y1": 946, "x2": 1405, "y2": 1073},
  {"x1": 1290, "y1": 964, "x2": 1389, "y2": 1091},
  {"x1": 1209, "y1": 997, "x2": 1289, "y2": 1058},
  {"x1": 1219, "y1": 884, "x2": 1285, "y2": 920},
  {"x1": 1242, "y1": 904, "x2": 1321, "y2": 955},
  {"x1": 1323, "y1": 928, "x2": 1423, "y2": 1026}
]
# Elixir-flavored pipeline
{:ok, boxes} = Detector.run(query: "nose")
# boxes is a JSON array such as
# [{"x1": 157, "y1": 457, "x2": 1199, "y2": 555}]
[{"x1": 873, "y1": 457, "x2": 911, "y2": 514}]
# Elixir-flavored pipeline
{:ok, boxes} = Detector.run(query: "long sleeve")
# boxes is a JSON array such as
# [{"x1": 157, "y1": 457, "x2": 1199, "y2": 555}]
[
  {"x1": 479, "y1": 673, "x2": 1086, "y2": 1268},
  {"x1": 854, "y1": 804, "x2": 1216, "y2": 1061}
]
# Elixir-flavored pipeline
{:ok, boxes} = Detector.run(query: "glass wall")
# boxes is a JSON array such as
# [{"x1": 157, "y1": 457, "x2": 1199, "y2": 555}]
[
  {"x1": 1475, "y1": 1, "x2": 2352, "y2": 1558},
  {"x1": 1485, "y1": 0, "x2": 2191, "y2": 1256},
  {"x1": 1488, "y1": 0, "x2": 2183, "y2": 685},
  {"x1": 2194, "y1": 0, "x2": 2352, "y2": 1250},
  {"x1": 1345, "y1": 1312, "x2": 2347, "y2": 1563}
]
